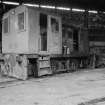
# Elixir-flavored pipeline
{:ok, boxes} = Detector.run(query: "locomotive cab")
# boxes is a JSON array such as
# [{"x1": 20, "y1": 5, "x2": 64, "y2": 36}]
[{"x1": 2, "y1": 5, "x2": 62, "y2": 55}]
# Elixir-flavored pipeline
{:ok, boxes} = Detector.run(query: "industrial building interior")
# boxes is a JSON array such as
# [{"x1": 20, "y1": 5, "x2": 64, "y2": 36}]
[
  {"x1": 0, "y1": 0, "x2": 105, "y2": 76},
  {"x1": 1, "y1": 0, "x2": 105, "y2": 105}
]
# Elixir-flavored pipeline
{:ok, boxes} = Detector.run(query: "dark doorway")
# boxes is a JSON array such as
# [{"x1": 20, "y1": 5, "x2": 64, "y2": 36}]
[
  {"x1": 28, "y1": 58, "x2": 38, "y2": 78},
  {"x1": 73, "y1": 29, "x2": 79, "y2": 51},
  {"x1": 40, "y1": 13, "x2": 47, "y2": 51}
]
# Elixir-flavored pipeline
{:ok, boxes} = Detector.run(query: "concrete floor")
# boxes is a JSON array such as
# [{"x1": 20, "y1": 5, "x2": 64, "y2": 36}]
[{"x1": 1, "y1": 69, "x2": 105, "y2": 105}]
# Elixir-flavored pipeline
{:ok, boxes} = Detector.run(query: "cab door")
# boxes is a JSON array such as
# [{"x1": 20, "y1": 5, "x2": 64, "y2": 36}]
[
  {"x1": 39, "y1": 13, "x2": 48, "y2": 54},
  {"x1": 48, "y1": 15, "x2": 62, "y2": 54}
]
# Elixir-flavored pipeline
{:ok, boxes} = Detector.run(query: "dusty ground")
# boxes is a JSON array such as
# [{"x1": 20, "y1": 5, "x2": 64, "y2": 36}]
[{"x1": 1, "y1": 69, "x2": 105, "y2": 105}]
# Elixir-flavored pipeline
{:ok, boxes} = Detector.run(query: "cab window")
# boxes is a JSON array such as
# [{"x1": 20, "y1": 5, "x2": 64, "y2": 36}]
[
  {"x1": 3, "y1": 18, "x2": 9, "y2": 33},
  {"x1": 18, "y1": 12, "x2": 25, "y2": 31},
  {"x1": 51, "y1": 17, "x2": 59, "y2": 33}
]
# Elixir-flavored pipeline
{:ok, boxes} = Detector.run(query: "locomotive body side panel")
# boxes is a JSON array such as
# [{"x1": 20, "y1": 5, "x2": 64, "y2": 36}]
[
  {"x1": 28, "y1": 8, "x2": 39, "y2": 54},
  {"x1": 2, "y1": 6, "x2": 29, "y2": 54}
]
